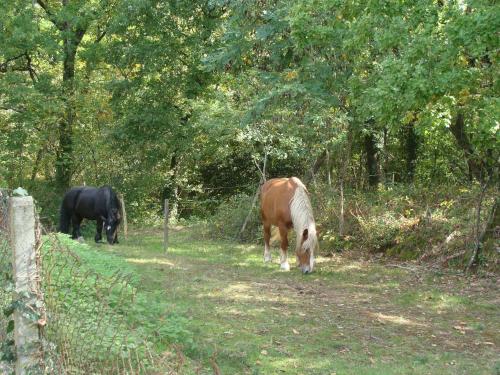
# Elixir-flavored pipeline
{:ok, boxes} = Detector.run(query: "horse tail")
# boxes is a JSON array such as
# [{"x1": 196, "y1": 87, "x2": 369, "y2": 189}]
[
  {"x1": 59, "y1": 201, "x2": 71, "y2": 233},
  {"x1": 103, "y1": 186, "x2": 121, "y2": 220},
  {"x1": 117, "y1": 193, "x2": 124, "y2": 220}
]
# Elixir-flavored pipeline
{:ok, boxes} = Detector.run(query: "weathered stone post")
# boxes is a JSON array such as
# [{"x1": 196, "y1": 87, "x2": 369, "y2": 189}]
[{"x1": 8, "y1": 196, "x2": 41, "y2": 374}]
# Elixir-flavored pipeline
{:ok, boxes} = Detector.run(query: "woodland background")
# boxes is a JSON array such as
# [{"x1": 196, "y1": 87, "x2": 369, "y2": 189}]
[{"x1": 0, "y1": 0, "x2": 498, "y2": 269}]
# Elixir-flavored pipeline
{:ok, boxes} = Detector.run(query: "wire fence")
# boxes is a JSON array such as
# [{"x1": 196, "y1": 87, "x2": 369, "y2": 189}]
[
  {"x1": 0, "y1": 189, "x2": 15, "y2": 374},
  {"x1": 0, "y1": 192, "x2": 180, "y2": 374}
]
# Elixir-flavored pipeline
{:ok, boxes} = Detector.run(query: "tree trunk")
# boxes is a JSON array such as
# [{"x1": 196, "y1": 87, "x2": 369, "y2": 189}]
[
  {"x1": 326, "y1": 149, "x2": 332, "y2": 187},
  {"x1": 405, "y1": 119, "x2": 418, "y2": 182},
  {"x1": 339, "y1": 178, "x2": 344, "y2": 238},
  {"x1": 466, "y1": 191, "x2": 497, "y2": 272},
  {"x1": 53, "y1": 3, "x2": 86, "y2": 191},
  {"x1": 55, "y1": 109, "x2": 74, "y2": 191},
  {"x1": 30, "y1": 146, "x2": 45, "y2": 183},
  {"x1": 162, "y1": 153, "x2": 179, "y2": 221},
  {"x1": 449, "y1": 112, "x2": 482, "y2": 181},
  {"x1": 56, "y1": 41, "x2": 75, "y2": 189},
  {"x1": 364, "y1": 132, "x2": 379, "y2": 187},
  {"x1": 382, "y1": 126, "x2": 389, "y2": 184},
  {"x1": 304, "y1": 150, "x2": 327, "y2": 184}
]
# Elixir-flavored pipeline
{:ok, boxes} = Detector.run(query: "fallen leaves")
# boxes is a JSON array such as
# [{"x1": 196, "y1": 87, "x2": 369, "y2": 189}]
[
  {"x1": 452, "y1": 322, "x2": 473, "y2": 335},
  {"x1": 481, "y1": 341, "x2": 495, "y2": 346}
]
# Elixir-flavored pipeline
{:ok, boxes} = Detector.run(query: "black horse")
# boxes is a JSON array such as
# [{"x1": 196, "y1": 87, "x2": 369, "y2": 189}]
[{"x1": 59, "y1": 186, "x2": 121, "y2": 244}]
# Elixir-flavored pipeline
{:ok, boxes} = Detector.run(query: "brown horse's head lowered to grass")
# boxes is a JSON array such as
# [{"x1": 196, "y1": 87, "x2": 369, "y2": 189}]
[{"x1": 260, "y1": 177, "x2": 318, "y2": 274}]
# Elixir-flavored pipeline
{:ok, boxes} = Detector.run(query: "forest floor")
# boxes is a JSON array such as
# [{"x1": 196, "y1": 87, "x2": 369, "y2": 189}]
[{"x1": 86, "y1": 226, "x2": 499, "y2": 375}]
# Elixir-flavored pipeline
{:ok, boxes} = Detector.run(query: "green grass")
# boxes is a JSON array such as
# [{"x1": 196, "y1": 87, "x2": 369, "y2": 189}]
[{"x1": 65, "y1": 227, "x2": 500, "y2": 375}]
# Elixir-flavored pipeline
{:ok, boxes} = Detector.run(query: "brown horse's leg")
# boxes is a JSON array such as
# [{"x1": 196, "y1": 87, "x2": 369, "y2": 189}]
[
  {"x1": 278, "y1": 225, "x2": 290, "y2": 271},
  {"x1": 263, "y1": 224, "x2": 272, "y2": 262}
]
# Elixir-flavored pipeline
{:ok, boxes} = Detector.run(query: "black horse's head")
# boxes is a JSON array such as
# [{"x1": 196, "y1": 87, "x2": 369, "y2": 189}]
[{"x1": 103, "y1": 207, "x2": 120, "y2": 244}]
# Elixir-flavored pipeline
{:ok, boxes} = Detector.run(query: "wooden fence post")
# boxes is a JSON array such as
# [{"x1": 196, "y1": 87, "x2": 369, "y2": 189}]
[
  {"x1": 164, "y1": 199, "x2": 169, "y2": 253},
  {"x1": 8, "y1": 196, "x2": 41, "y2": 374},
  {"x1": 119, "y1": 195, "x2": 128, "y2": 240}
]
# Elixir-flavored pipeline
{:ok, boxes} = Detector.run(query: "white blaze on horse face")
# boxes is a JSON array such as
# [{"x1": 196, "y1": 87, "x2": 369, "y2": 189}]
[
  {"x1": 107, "y1": 225, "x2": 111, "y2": 231},
  {"x1": 301, "y1": 262, "x2": 311, "y2": 274},
  {"x1": 297, "y1": 247, "x2": 313, "y2": 274}
]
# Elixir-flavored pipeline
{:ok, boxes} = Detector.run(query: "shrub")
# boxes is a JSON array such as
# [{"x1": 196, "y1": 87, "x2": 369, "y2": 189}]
[
  {"x1": 311, "y1": 183, "x2": 497, "y2": 268},
  {"x1": 207, "y1": 193, "x2": 262, "y2": 242}
]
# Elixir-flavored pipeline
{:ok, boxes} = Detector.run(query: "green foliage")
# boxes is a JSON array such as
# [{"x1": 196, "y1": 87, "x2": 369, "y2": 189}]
[
  {"x1": 1, "y1": 0, "x2": 498, "y2": 263},
  {"x1": 154, "y1": 313, "x2": 195, "y2": 352},
  {"x1": 0, "y1": 208, "x2": 14, "y2": 367},
  {"x1": 205, "y1": 193, "x2": 262, "y2": 242}
]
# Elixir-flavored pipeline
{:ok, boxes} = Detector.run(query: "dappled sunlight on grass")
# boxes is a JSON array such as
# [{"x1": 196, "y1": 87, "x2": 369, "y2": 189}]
[
  {"x1": 125, "y1": 257, "x2": 175, "y2": 266},
  {"x1": 234, "y1": 243, "x2": 260, "y2": 252},
  {"x1": 396, "y1": 290, "x2": 475, "y2": 314},
  {"x1": 314, "y1": 255, "x2": 342, "y2": 264},
  {"x1": 433, "y1": 294, "x2": 469, "y2": 312},
  {"x1": 195, "y1": 281, "x2": 296, "y2": 305},
  {"x1": 334, "y1": 262, "x2": 365, "y2": 272},
  {"x1": 81, "y1": 227, "x2": 500, "y2": 375},
  {"x1": 265, "y1": 357, "x2": 301, "y2": 371},
  {"x1": 369, "y1": 312, "x2": 427, "y2": 327}
]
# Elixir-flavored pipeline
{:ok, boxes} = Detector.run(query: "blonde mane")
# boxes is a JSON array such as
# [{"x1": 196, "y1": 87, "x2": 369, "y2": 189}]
[{"x1": 289, "y1": 178, "x2": 318, "y2": 254}]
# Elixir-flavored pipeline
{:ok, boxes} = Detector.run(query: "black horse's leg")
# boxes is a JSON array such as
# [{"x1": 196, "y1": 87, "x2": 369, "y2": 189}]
[
  {"x1": 95, "y1": 218, "x2": 103, "y2": 243},
  {"x1": 71, "y1": 215, "x2": 82, "y2": 239}
]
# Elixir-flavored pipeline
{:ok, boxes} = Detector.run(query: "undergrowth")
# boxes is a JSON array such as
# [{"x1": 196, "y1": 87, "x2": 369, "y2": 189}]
[
  {"x1": 315, "y1": 184, "x2": 498, "y2": 271},
  {"x1": 206, "y1": 183, "x2": 498, "y2": 271},
  {"x1": 40, "y1": 235, "x2": 197, "y2": 373}
]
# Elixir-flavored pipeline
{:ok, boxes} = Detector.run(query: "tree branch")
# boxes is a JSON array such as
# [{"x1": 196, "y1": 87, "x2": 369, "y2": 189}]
[
  {"x1": 0, "y1": 54, "x2": 27, "y2": 72},
  {"x1": 36, "y1": 0, "x2": 64, "y2": 30},
  {"x1": 95, "y1": 30, "x2": 107, "y2": 43},
  {"x1": 0, "y1": 106, "x2": 26, "y2": 114},
  {"x1": 0, "y1": 53, "x2": 38, "y2": 83},
  {"x1": 24, "y1": 53, "x2": 38, "y2": 83},
  {"x1": 75, "y1": 26, "x2": 87, "y2": 45},
  {"x1": 466, "y1": 181, "x2": 494, "y2": 272}
]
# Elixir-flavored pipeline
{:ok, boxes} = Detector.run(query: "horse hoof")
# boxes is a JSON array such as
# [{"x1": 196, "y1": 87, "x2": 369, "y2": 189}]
[
  {"x1": 280, "y1": 262, "x2": 290, "y2": 271},
  {"x1": 77, "y1": 237, "x2": 85, "y2": 243},
  {"x1": 264, "y1": 255, "x2": 272, "y2": 263}
]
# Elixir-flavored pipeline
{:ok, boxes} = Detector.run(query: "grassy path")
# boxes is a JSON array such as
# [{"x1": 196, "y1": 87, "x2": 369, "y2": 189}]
[{"x1": 87, "y1": 227, "x2": 499, "y2": 375}]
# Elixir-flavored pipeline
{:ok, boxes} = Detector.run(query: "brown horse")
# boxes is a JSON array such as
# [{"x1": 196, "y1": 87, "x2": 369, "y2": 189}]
[{"x1": 260, "y1": 177, "x2": 318, "y2": 273}]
